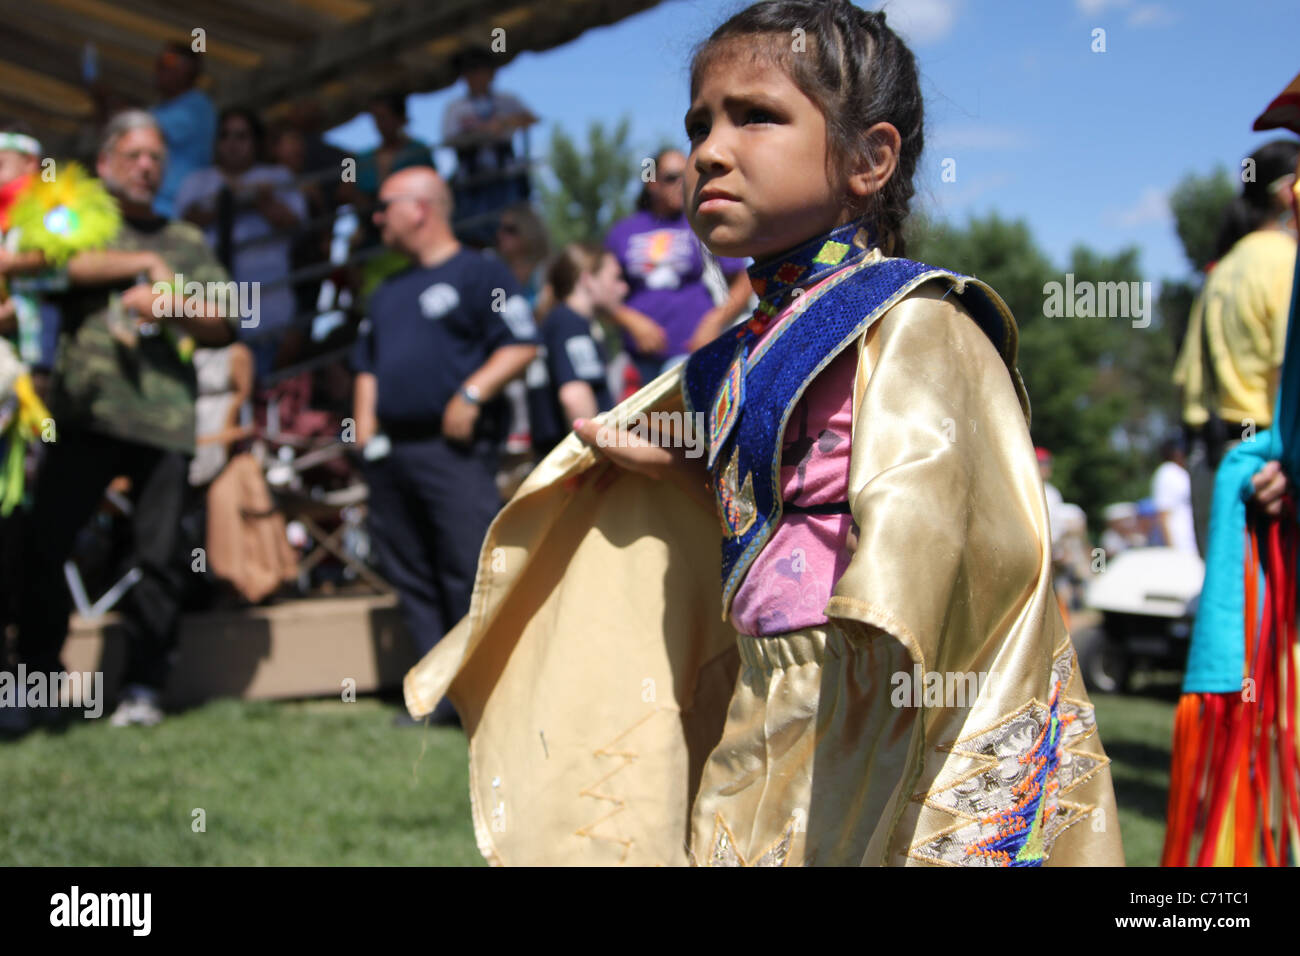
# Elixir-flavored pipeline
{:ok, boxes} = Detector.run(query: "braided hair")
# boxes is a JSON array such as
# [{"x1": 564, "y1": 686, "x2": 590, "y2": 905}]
[{"x1": 689, "y1": 0, "x2": 923, "y2": 256}]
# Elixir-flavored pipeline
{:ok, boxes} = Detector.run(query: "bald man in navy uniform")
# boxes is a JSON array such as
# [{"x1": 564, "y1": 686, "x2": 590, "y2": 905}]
[{"x1": 353, "y1": 167, "x2": 538, "y2": 723}]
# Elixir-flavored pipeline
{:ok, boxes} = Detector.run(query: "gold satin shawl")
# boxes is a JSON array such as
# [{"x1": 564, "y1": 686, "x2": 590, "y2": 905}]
[{"x1": 405, "y1": 282, "x2": 1125, "y2": 866}]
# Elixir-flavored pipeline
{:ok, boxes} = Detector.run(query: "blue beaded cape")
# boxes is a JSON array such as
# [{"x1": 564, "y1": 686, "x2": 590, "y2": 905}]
[{"x1": 683, "y1": 248, "x2": 1020, "y2": 619}]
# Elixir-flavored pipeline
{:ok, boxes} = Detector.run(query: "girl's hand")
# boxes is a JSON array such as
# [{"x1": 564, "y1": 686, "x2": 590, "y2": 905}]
[
  {"x1": 572, "y1": 417, "x2": 677, "y2": 480},
  {"x1": 1251, "y1": 460, "x2": 1291, "y2": 517},
  {"x1": 573, "y1": 417, "x2": 715, "y2": 511}
]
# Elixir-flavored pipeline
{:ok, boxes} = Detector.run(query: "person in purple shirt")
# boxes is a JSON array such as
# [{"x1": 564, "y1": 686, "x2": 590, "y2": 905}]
[{"x1": 605, "y1": 148, "x2": 753, "y2": 387}]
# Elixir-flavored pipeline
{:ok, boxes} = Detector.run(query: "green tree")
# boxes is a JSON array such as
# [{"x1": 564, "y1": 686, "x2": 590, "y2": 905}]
[
  {"x1": 904, "y1": 212, "x2": 1053, "y2": 322},
  {"x1": 1168, "y1": 166, "x2": 1236, "y2": 274},
  {"x1": 1163, "y1": 166, "x2": 1236, "y2": 354},
  {"x1": 537, "y1": 117, "x2": 640, "y2": 247},
  {"x1": 905, "y1": 212, "x2": 1178, "y2": 527}
]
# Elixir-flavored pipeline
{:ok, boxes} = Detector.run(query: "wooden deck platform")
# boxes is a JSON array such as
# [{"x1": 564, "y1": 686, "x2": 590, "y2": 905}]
[{"x1": 63, "y1": 594, "x2": 417, "y2": 709}]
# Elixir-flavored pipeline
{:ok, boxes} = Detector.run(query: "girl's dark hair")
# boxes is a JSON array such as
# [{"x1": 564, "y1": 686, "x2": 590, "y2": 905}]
[
  {"x1": 688, "y1": 0, "x2": 923, "y2": 256},
  {"x1": 217, "y1": 107, "x2": 267, "y2": 163},
  {"x1": 636, "y1": 147, "x2": 684, "y2": 212},
  {"x1": 1213, "y1": 138, "x2": 1300, "y2": 261},
  {"x1": 537, "y1": 242, "x2": 608, "y2": 321}
]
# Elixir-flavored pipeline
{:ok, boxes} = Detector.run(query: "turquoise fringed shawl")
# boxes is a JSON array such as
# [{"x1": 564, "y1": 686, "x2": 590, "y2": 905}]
[{"x1": 1183, "y1": 239, "x2": 1300, "y2": 693}]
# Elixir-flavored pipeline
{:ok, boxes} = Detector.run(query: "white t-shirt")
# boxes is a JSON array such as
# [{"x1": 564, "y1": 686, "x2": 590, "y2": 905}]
[
  {"x1": 174, "y1": 164, "x2": 306, "y2": 340},
  {"x1": 1043, "y1": 482, "x2": 1066, "y2": 546},
  {"x1": 442, "y1": 90, "x2": 530, "y2": 175},
  {"x1": 1152, "y1": 460, "x2": 1198, "y2": 555}
]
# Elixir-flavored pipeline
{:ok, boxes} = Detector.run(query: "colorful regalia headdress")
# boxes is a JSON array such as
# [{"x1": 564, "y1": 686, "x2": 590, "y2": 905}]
[
  {"x1": 0, "y1": 158, "x2": 113, "y2": 513},
  {"x1": 9, "y1": 161, "x2": 120, "y2": 265}
]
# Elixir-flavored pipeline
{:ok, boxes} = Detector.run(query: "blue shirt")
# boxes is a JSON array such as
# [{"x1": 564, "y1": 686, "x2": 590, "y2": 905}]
[
  {"x1": 524, "y1": 304, "x2": 613, "y2": 455},
  {"x1": 353, "y1": 249, "x2": 539, "y2": 439},
  {"x1": 355, "y1": 138, "x2": 438, "y2": 197},
  {"x1": 152, "y1": 88, "x2": 217, "y2": 218}
]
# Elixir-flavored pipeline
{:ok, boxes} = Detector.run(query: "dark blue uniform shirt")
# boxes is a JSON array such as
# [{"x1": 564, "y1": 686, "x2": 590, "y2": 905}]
[{"x1": 353, "y1": 248, "x2": 539, "y2": 441}]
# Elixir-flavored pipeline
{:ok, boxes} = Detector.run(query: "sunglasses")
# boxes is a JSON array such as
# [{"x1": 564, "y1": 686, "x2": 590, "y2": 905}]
[
  {"x1": 498, "y1": 221, "x2": 519, "y2": 235},
  {"x1": 660, "y1": 171, "x2": 684, "y2": 183},
  {"x1": 374, "y1": 194, "x2": 428, "y2": 213}
]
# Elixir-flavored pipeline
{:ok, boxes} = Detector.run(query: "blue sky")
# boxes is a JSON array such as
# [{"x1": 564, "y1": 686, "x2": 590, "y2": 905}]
[{"x1": 329, "y1": 0, "x2": 1298, "y2": 284}]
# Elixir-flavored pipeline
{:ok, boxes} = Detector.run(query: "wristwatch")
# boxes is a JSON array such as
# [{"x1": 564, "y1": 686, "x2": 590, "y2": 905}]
[{"x1": 459, "y1": 384, "x2": 483, "y2": 405}]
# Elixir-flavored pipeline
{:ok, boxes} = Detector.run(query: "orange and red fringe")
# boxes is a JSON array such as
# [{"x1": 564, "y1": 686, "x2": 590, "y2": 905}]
[{"x1": 1161, "y1": 510, "x2": 1300, "y2": 866}]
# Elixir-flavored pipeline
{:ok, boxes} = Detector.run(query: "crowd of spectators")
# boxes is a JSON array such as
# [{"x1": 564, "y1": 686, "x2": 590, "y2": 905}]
[{"x1": 0, "y1": 41, "x2": 754, "y2": 730}]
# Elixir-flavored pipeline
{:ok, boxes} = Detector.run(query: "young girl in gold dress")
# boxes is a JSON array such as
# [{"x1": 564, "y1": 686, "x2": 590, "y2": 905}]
[{"x1": 406, "y1": 0, "x2": 1124, "y2": 867}]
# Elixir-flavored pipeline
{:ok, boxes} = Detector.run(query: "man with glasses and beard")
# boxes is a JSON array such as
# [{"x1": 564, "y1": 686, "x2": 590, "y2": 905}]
[{"x1": 5, "y1": 111, "x2": 238, "y2": 732}]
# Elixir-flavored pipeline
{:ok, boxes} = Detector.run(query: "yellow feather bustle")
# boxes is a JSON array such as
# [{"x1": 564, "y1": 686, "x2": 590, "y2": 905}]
[{"x1": 10, "y1": 162, "x2": 121, "y2": 265}]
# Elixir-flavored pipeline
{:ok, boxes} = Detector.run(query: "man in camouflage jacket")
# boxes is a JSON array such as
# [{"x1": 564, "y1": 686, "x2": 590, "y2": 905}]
[{"x1": 13, "y1": 111, "x2": 239, "y2": 729}]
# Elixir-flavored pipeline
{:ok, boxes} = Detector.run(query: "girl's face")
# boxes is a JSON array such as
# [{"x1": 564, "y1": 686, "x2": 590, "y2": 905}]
[
  {"x1": 684, "y1": 54, "x2": 848, "y2": 261},
  {"x1": 582, "y1": 253, "x2": 629, "y2": 310}
]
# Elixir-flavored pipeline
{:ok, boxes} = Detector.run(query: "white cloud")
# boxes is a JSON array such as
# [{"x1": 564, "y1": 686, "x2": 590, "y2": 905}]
[
  {"x1": 871, "y1": 0, "x2": 962, "y2": 46},
  {"x1": 929, "y1": 122, "x2": 1034, "y2": 152},
  {"x1": 926, "y1": 171, "x2": 1015, "y2": 211},
  {"x1": 1075, "y1": 0, "x2": 1128, "y2": 13},
  {"x1": 1075, "y1": 0, "x2": 1175, "y2": 28},
  {"x1": 1103, "y1": 186, "x2": 1169, "y2": 228},
  {"x1": 1127, "y1": 5, "x2": 1176, "y2": 27}
]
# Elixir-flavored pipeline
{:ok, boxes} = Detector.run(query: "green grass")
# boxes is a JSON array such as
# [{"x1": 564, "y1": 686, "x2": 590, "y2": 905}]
[
  {"x1": 2, "y1": 687, "x2": 1178, "y2": 866},
  {"x1": 1092, "y1": 679, "x2": 1181, "y2": 867},
  {"x1": 0, "y1": 697, "x2": 483, "y2": 866}
]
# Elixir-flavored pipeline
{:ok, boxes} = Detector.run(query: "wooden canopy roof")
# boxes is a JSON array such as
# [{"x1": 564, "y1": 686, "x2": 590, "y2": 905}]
[{"x1": 4, "y1": 0, "x2": 663, "y2": 156}]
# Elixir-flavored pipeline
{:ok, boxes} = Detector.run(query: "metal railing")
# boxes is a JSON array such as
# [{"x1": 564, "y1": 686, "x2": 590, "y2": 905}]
[{"x1": 190, "y1": 139, "x2": 536, "y2": 353}]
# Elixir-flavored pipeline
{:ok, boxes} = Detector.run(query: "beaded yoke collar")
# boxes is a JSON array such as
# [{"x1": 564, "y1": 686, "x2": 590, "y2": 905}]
[{"x1": 744, "y1": 219, "x2": 874, "y2": 332}]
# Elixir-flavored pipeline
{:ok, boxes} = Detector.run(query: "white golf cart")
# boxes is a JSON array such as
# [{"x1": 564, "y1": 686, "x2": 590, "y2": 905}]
[{"x1": 1071, "y1": 546, "x2": 1205, "y2": 693}]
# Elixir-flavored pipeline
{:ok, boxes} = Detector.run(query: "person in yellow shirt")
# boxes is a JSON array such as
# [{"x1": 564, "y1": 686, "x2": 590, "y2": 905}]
[{"x1": 1174, "y1": 138, "x2": 1298, "y2": 552}]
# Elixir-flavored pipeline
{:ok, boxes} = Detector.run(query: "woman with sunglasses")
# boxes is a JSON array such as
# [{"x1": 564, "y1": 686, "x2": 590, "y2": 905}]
[
  {"x1": 604, "y1": 148, "x2": 752, "y2": 393},
  {"x1": 493, "y1": 203, "x2": 551, "y2": 306}
]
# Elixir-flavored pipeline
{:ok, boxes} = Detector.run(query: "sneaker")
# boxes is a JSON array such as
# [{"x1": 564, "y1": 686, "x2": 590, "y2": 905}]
[{"x1": 108, "y1": 685, "x2": 164, "y2": 727}]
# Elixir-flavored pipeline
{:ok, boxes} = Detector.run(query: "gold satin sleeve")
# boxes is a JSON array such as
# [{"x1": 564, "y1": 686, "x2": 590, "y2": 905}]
[
  {"x1": 404, "y1": 368, "x2": 740, "y2": 865},
  {"x1": 829, "y1": 284, "x2": 1124, "y2": 865},
  {"x1": 402, "y1": 282, "x2": 1125, "y2": 866}
]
